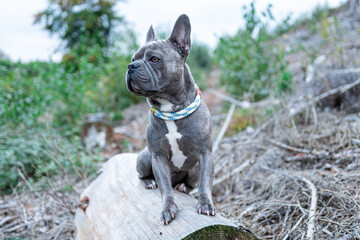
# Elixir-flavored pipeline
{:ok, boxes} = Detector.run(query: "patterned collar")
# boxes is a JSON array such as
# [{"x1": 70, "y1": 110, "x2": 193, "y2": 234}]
[{"x1": 148, "y1": 85, "x2": 202, "y2": 121}]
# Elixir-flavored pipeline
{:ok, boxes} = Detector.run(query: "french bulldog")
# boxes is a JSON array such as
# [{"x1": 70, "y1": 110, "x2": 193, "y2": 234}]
[{"x1": 126, "y1": 14, "x2": 216, "y2": 225}]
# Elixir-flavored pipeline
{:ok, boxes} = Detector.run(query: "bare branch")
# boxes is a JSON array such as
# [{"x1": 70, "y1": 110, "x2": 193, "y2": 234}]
[
  {"x1": 282, "y1": 215, "x2": 305, "y2": 240},
  {"x1": 213, "y1": 160, "x2": 251, "y2": 186},
  {"x1": 297, "y1": 176, "x2": 318, "y2": 240},
  {"x1": 207, "y1": 88, "x2": 279, "y2": 108},
  {"x1": 268, "y1": 139, "x2": 312, "y2": 154},
  {"x1": 213, "y1": 103, "x2": 236, "y2": 153},
  {"x1": 207, "y1": 88, "x2": 251, "y2": 108},
  {"x1": 290, "y1": 78, "x2": 360, "y2": 117}
]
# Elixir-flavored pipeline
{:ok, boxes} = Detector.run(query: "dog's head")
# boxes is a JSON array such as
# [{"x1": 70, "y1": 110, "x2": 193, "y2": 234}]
[{"x1": 126, "y1": 14, "x2": 191, "y2": 98}]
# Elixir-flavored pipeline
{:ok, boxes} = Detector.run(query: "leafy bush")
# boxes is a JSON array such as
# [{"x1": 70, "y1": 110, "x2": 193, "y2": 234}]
[
  {"x1": 187, "y1": 41, "x2": 212, "y2": 89},
  {"x1": 214, "y1": 2, "x2": 292, "y2": 101},
  {"x1": 0, "y1": 33, "x2": 140, "y2": 194},
  {"x1": 0, "y1": 126, "x2": 101, "y2": 194},
  {"x1": 0, "y1": 44, "x2": 140, "y2": 130}
]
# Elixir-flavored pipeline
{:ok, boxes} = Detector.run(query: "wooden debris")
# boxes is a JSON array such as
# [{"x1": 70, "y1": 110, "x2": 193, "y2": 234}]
[
  {"x1": 292, "y1": 77, "x2": 360, "y2": 117},
  {"x1": 213, "y1": 103, "x2": 236, "y2": 153},
  {"x1": 74, "y1": 153, "x2": 258, "y2": 240},
  {"x1": 81, "y1": 113, "x2": 113, "y2": 151},
  {"x1": 306, "y1": 67, "x2": 360, "y2": 111},
  {"x1": 297, "y1": 176, "x2": 317, "y2": 240}
]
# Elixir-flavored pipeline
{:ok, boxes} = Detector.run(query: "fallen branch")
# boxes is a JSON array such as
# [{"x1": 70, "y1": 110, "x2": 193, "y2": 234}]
[
  {"x1": 213, "y1": 160, "x2": 251, "y2": 186},
  {"x1": 207, "y1": 88, "x2": 279, "y2": 109},
  {"x1": 207, "y1": 88, "x2": 251, "y2": 108},
  {"x1": 352, "y1": 138, "x2": 360, "y2": 145},
  {"x1": 251, "y1": 117, "x2": 275, "y2": 139},
  {"x1": 268, "y1": 139, "x2": 312, "y2": 154},
  {"x1": 0, "y1": 216, "x2": 12, "y2": 228},
  {"x1": 298, "y1": 176, "x2": 318, "y2": 240},
  {"x1": 192, "y1": 159, "x2": 250, "y2": 196},
  {"x1": 289, "y1": 78, "x2": 360, "y2": 117},
  {"x1": 285, "y1": 154, "x2": 318, "y2": 161},
  {"x1": 271, "y1": 169, "x2": 318, "y2": 240},
  {"x1": 213, "y1": 103, "x2": 236, "y2": 153},
  {"x1": 239, "y1": 203, "x2": 261, "y2": 218},
  {"x1": 2, "y1": 223, "x2": 27, "y2": 233},
  {"x1": 285, "y1": 148, "x2": 360, "y2": 162},
  {"x1": 282, "y1": 215, "x2": 305, "y2": 240},
  {"x1": 0, "y1": 219, "x2": 18, "y2": 232}
]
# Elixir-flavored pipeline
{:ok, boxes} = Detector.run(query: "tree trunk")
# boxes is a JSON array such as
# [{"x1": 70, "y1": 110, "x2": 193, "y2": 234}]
[{"x1": 74, "y1": 153, "x2": 258, "y2": 240}]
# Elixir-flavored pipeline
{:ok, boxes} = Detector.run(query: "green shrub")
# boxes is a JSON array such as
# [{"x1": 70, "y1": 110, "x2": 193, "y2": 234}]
[
  {"x1": 0, "y1": 46, "x2": 140, "y2": 130},
  {"x1": 0, "y1": 126, "x2": 101, "y2": 194},
  {"x1": 187, "y1": 41, "x2": 212, "y2": 89},
  {"x1": 0, "y1": 34, "x2": 140, "y2": 193},
  {"x1": 214, "y1": 2, "x2": 292, "y2": 101}
]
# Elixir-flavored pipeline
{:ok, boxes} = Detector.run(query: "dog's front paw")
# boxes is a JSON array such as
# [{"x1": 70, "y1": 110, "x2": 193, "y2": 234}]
[
  {"x1": 161, "y1": 198, "x2": 178, "y2": 225},
  {"x1": 197, "y1": 193, "x2": 216, "y2": 216}
]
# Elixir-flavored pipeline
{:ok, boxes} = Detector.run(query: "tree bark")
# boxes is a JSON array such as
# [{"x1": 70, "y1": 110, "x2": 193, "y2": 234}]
[{"x1": 74, "y1": 153, "x2": 258, "y2": 240}]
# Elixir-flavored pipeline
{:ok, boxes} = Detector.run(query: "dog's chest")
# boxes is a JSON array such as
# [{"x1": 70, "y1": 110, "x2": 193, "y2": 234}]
[{"x1": 164, "y1": 121, "x2": 187, "y2": 169}]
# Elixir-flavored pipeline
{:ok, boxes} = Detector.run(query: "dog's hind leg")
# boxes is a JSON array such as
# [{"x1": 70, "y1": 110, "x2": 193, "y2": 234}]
[
  {"x1": 175, "y1": 163, "x2": 199, "y2": 193},
  {"x1": 136, "y1": 147, "x2": 157, "y2": 189}
]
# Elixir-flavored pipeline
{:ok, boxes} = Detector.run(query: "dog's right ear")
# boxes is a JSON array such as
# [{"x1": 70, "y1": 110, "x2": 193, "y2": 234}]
[{"x1": 146, "y1": 25, "x2": 157, "y2": 43}]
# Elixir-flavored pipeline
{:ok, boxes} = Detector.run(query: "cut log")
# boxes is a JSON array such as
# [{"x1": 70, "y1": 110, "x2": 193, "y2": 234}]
[
  {"x1": 306, "y1": 67, "x2": 360, "y2": 112},
  {"x1": 74, "y1": 153, "x2": 258, "y2": 240}
]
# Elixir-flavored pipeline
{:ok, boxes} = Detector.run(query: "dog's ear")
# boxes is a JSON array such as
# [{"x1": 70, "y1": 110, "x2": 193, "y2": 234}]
[
  {"x1": 169, "y1": 14, "x2": 191, "y2": 58},
  {"x1": 146, "y1": 25, "x2": 157, "y2": 43}
]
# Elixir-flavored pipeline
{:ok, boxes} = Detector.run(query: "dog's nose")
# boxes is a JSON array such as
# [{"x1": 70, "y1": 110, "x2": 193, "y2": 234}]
[{"x1": 128, "y1": 62, "x2": 141, "y2": 71}]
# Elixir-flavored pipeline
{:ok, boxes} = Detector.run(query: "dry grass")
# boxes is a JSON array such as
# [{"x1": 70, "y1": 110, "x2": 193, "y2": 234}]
[
  {"x1": 0, "y1": 173, "x2": 90, "y2": 239},
  {"x1": 213, "y1": 110, "x2": 360, "y2": 239}
]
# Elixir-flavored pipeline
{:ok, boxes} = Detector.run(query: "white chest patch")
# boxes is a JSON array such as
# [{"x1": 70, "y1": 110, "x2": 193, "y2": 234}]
[
  {"x1": 156, "y1": 98, "x2": 174, "y2": 112},
  {"x1": 164, "y1": 121, "x2": 187, "y2": 169}
]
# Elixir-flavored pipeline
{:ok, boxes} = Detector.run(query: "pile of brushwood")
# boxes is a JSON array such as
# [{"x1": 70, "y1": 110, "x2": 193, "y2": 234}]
[
  {"x1": 0, "y1": 171, "x2": 89, "y2": 239},
  {"x1": 212, "y1": 91, "x2": 360, "y2": 239}
]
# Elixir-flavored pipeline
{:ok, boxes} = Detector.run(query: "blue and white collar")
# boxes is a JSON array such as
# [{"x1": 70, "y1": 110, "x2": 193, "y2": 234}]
[{"x1": 148, "y1": 85, "x2": 202, "y2": 121}]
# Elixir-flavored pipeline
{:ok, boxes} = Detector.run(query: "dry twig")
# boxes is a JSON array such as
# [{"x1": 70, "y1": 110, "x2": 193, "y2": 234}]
[
  {"x1": 213, "y1": 103, "x2": 236, "y2": 153},
  {"x1": 207, "y1": 88, "x2": 279, "y2": 109},
  {"x1": 213, "y1": 160, "x2": 251, "y2": 186},
  {"x1": 297, "y1": 176, "x2": 318, "y2": 240}
]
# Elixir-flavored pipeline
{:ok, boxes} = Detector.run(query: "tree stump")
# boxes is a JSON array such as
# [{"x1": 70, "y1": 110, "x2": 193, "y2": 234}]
[
  {"x1": 74, "y1": 153, "x2": 258, "y2": 240},
  {"x1": 307, "y1": 67, "x2": 360, "y2": 112},
  {"x1": 81, "y1": 113, "x2": 113, "y2": 151}
]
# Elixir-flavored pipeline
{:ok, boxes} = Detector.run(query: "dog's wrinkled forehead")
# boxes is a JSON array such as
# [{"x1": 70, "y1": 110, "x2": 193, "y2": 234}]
[{"x1": 132, "y1": 40, "x2": 180, "y2": 61}]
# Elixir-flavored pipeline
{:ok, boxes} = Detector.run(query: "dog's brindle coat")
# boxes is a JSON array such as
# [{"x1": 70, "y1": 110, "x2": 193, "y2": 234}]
[{"x1": 126, "y1": 14, "x2": 216, "y2": 225}]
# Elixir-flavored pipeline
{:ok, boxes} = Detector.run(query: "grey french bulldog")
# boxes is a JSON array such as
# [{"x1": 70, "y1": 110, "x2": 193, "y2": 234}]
[{"x1": 125, "y1": 14, "x2": 216, "y2": 225}]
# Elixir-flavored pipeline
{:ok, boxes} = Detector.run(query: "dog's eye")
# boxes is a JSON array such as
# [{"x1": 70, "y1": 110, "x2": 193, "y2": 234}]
[
  {"x1": 131, "y1": 58, "x2": 135, "y2": 62},
  {"x1": 150, "y1": 56, "x2": 160, "y2": 63}
]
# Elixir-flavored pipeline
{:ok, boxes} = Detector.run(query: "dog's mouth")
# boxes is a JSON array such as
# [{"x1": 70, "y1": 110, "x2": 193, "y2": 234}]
[
  {"x1": 127, "y1": 77, "x2": 158, "y2": 97},
  {"x1": 126, "y1": 76, "x2": 135, "y2": 93},
  {"x1": 126, "y1": 73, "x2": 141, "y2": 94},
  {"x1": 127, "y1": 79, "x2": 142, "y2": 96}
]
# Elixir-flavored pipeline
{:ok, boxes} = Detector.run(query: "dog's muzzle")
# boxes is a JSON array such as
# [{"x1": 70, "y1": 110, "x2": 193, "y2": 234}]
[{"x1": 128, "y1": 61, "x2": 141, "y2": 74}]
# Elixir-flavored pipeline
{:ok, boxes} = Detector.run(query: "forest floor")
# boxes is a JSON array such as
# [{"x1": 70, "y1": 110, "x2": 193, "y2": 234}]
[{"x1": 1, "y1": 2, "x2": 360, "y2": 240}]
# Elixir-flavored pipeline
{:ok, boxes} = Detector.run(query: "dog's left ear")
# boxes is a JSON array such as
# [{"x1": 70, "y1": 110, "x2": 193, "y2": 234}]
[
  {"x1": 169, "y1": 14, "x2": 191, "y2": 58},
  {"x1": 146, "y1": 25, "x2": 157, "y2": 43}
]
